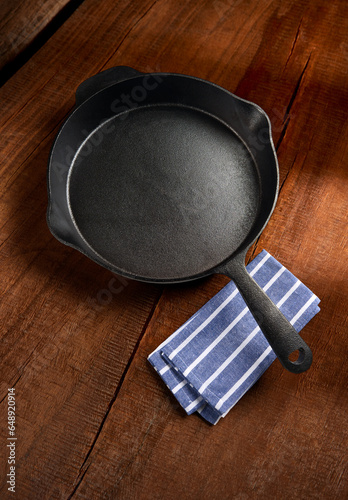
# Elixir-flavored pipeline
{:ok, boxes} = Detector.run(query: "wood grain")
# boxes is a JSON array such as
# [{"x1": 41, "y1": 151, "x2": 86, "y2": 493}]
[
  {"x1": 0, "y1": 0, "x2": 347, "y2": 498},
  {"x1": 0, "y1": 0, "x2": 83, "y2": 79}
]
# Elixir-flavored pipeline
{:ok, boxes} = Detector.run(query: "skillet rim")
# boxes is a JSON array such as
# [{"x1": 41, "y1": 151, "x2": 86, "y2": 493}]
[{"x1": 47, "y1": 71, "x2": 279, "y2": 283}]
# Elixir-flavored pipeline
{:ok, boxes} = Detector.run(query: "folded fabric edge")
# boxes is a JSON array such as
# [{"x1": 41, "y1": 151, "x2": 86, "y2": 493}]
[
  {"x1": 147, "y1": 250, "x2": 321, "y2": 424},
  {"x1": 151, "y1": 299, "x2": 320, "y2": 423},
  {"x1": 147, "y1": 354, "x2": 205, "y2": 415},
  {"x1": 163, "y1": 299, "x2": 321, "y2": 413}
]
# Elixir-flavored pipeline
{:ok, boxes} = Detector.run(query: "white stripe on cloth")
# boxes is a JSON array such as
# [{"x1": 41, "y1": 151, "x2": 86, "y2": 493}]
[
  {"x1": 214, "y1": 291, "x2": 317, "y2": 411},
  {"x1": 172, "y1": 380, "x2": 188, "y2": 395},
  {"x1": 172, "y1": 379, "x2": 187, "y2": 393},
  {"x1": 290, "y1": 294, "x2": 317, "y2": 325},
  {"x1": 181, "y1": 266, "x2": 286, "y2": 377},
  {"x1": 215, "y1": 346, "x2": 273, "y2": 410},
  {"x1": 185, "y1": 395, "x2": 204, "y2": 413},
  {"x1": 167, "y1": 252, "x2": 271, "y2": 361},
  {"x1": 153, "y1": 315, "x2": 197, "y2": 356},
  {"x1": 197, "y1": 280, "x2": 301, "y2": 394},
  {"x1": 168, "y1": 267, "x2": 298, "y2": 395}
]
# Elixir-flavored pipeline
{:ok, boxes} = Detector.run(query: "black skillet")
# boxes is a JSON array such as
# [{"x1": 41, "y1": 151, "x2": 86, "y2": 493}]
[{"x1": 47, "y1": 66, "x2": 312, "y2": 373}]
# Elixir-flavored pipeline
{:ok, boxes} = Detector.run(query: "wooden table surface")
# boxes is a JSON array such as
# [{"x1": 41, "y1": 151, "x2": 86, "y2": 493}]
[{"x1": 0, "y1": 0, "x2": 347, "y2": 498}]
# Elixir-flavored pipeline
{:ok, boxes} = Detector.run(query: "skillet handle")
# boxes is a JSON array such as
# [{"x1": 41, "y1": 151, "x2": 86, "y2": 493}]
[
  {"x1": 220, "y1": 253, "x2": 313, "y2": 374},
  {"x1": 75, "y1": 66, "x2": 143, "y2": 106}
]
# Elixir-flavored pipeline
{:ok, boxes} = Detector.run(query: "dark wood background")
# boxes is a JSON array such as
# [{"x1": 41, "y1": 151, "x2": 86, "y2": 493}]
[{"x1": 0, "y1": 0, "x2": 347, "y2": 498}]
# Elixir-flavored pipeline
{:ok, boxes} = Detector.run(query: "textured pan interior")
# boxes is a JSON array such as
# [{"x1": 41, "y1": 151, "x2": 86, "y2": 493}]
[
  {"x1": 68, "y1": 104, "x2": 260, "y2": 279},
  {"x1": 48, "y1": 73, "x2": 278, "y2": 282}
]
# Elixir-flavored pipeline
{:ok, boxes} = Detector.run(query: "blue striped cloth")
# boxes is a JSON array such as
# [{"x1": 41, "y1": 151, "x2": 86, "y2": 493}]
[{"x1": 148, "y1": 251, "x2": 320, "y2": 424}]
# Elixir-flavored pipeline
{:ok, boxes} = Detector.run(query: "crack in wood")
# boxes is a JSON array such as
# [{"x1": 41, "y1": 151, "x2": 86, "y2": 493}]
[
  {"x1": 285, "y1": 52, "x2": 311, "y2": 118},
  {"x1": 249, "y1": 50, "x2": 311, "y2": 257},
  {"x1": 275, "y1": 115, "x2": 290, "y2": 151},
  {"x1": 68, "y1": 286, "x2": 163, "y2": 496},
  {"x1": 283, "y1": 16, "x2": 303, "y2": 72},
  {"x1": 279, "y1": 152, "x2": 298, "y2": 194},
  {"x1": 100, "y1": 0, "x2": 159, "y2": 71},
  {"x1": 0, "y1": 374, "x2": 21, "y2": 404},
  {"x1": 112, "y1": 417, "x2": 156, "y2": 490},
  {"x1": 276, "y1": 52, "x2": 312, "y2": 152},
  {"x1": 67, "y1": 463, "x2": 90, "y2": 499}
]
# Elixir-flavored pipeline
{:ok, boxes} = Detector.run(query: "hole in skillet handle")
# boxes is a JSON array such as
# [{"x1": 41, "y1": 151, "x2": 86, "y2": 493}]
[
  {"x1": 218, "y1": 252, "x2": 313, "y2": 374},
  {"x1": 288, "y1": 349, "x2": 302, "y2": 363}
]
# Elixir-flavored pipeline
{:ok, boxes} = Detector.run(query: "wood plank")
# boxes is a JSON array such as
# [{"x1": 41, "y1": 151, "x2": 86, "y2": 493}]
[
  {"x1": 0, "y1": 0, "x2": 347, "y2": 498},
  {"x1": 0, "y1": 0, "x2": 80, "y2": 77}
]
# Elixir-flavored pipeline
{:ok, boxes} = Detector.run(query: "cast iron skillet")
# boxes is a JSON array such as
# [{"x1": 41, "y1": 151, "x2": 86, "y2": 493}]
[{"x1": 47, "y1": 66, "x2": 312, "y2": 373}]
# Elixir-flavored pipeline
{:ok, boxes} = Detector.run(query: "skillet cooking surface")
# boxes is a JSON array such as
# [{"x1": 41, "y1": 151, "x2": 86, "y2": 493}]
[
  {"x1": 68, "y1": 104, "x2": 260, "y2": 280},
  {"x1": 48, "y1": 68, "x2": 314, "y2": 373}
]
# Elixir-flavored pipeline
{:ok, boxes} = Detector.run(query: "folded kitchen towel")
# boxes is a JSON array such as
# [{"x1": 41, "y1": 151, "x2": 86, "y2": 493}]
[{"x1": 148, "y1": 250, "x2": 320, "y2": 424}]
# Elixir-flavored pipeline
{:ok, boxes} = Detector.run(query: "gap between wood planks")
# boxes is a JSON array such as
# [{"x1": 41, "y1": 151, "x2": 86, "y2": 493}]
[
  {"x1": 249, "y1": 51, "x2": 312, "y2": 264},
  {"x1": 99, "y1": 0, "x2": 159, "y2": 72},
  {"x1": 0, "y1": 0, "x2": 86, "y2": 87},
  {"x1": 67, "y1": 288, "x2": 164, "y2": 498},
  {"x1": 283, "y1": 16, "x2": 304, "y2": 72},
  {"x1": 275, "y1": 52, "x2": 312, "y2": 152}
]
